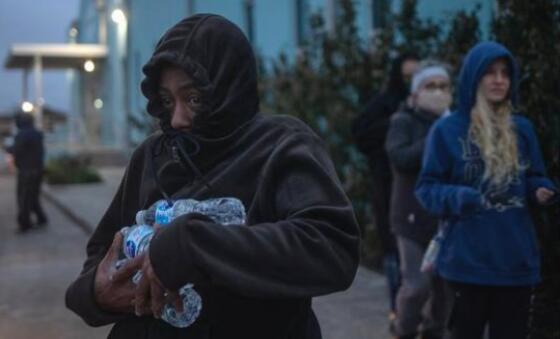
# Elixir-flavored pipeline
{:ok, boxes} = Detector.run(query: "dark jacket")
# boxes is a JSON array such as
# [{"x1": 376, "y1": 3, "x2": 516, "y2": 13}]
[
  {"x1": 385, "y1": 106, "x2": 439, "y2": 246},
  {"x1": 351, "y1": 54, "x2": 416, "y2": 254},
  {"x1": 9, "y1": 113, "x2": 44, "y2": 171},
  {"x1": 65, "y1": 14, "x2": 360, "y2": 339}
]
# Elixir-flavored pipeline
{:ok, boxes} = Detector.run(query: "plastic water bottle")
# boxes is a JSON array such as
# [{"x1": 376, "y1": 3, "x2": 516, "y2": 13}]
[
  {"x1": 122, "y1": 224, "x2": 153, "y2": 259},
  {"x1": 122, "y1": 197, "x2": 246, "y2": 328},
  {"x1": 135, "y1": 203, "x2": 159, "y2": 226},
  {"x1": 119, "y1": 224, "x2": 202, "y2": 327},
  {"x1": 136, "y1": 197, "x2": 247, "y2": 226},
  {"x1": 420, "y1": 231, "x2": 443, "y2": 273}
]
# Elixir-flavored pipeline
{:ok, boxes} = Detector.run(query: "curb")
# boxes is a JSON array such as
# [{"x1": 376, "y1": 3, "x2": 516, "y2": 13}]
[{"x1": 42, "y1": 186, "x2": 94, "y2": 235}]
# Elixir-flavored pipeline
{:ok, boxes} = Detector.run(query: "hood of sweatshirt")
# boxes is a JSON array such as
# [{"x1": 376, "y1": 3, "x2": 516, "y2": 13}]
[
  {"x1": 141, "y1": 14, "x2": 259, "y2": 139},
  {"x1": 457, "y1": 41, "x2": 520, "y2": 118},
  {"x1": 15, "y1": 112, "x2": 34, "y2": 129},
  {"x1": 139, "y1": 15, "x2": 260, "y2": 199}
]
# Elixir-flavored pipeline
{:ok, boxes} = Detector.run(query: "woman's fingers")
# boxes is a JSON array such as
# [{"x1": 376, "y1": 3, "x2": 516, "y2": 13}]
[
  {"x1": 166, "y1": 290, "x2": 184, "y2": 313},
  {"x1": 112, "y1": 254, "x2": 143, "y2": 282},
  {"x1": 537, "y1": 187, "x2": 555, "y2": 204},
  {"x1": 150, "y1": 279, "x2": 165, "y2": 318},
  {"x1": 134, "y1": 270, "x2": 150, "y2": 316}
]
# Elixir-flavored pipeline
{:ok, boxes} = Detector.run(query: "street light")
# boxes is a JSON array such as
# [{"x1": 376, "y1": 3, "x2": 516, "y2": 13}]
[
  {"x1": 69, "y1": 27, "x2": 78, "y2": 38},
  {"x1": 94, "y1": 98, "x2": 104, "y2": 110},
  {"x1": 111, "y1": 8, "x2": 127, "y2": 25},
  {"x1": 84, "y1": 60, "x2": 95, "y2": 72},
  {"x1": 21, "y1": 101, "x2": 34, "y2": 113}
]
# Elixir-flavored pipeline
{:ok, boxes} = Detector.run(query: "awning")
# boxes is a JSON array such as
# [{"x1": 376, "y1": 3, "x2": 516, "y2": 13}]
[
  {"x1": 4, "y1": 43, "x2": 107, "y2": 69},
  {"x1": 0, "y1": 106, "x2": 67, "y2": 135}
]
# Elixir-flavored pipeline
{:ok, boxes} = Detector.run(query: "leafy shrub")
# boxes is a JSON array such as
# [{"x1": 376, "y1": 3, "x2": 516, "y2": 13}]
[{"x1": 45, "y1": 154, "x2": 102, "y2": 184}]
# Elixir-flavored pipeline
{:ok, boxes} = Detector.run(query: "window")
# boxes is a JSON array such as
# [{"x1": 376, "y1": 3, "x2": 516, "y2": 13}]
[
  {"x1": 244, "y1": 0, "x2": 255, "y2": 45},
  {"x1": 325, "y1": 0, "x2": 336, "y2": 33},
  {"x1": 187, "y1": 0, "x2": 196, "y2": 16},
  {"x1": 294, "y1": 0, "x2": 308, "y2": 46},
  {"x1": 371, "y1": 0, "x2": 390, "y2": 29}
]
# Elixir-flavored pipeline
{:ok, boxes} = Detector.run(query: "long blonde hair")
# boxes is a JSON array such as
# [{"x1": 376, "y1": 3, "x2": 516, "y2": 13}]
[{"x1": 469, "y1": 88, "x2": 522, "y2": 186}]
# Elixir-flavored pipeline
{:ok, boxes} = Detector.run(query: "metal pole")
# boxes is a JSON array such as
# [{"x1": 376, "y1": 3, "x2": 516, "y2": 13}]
[
  {"x1": 96, "y1": 0, "x2": 107, "y2": 45},
  {"x1": 22, "y1": 69, "x2": 29, "y2": 102},
  {"x1": 187, "y1": 0, "x2": 196, "y2": 15},
  {"x1": 325, "y1": 0, "x2": 335, "y2": 35},
  {"x1": 33, "y1": 55, "x2": 43, "y2": 130}
]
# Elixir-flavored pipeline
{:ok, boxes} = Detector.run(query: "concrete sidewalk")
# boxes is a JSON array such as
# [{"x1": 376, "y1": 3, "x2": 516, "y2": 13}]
[
  {"x1": 0, "y1": 174, "x2": 111, "y2": 339},
  {"x1": 43, "y1": 167, "x2": 392, "y2": 339}
]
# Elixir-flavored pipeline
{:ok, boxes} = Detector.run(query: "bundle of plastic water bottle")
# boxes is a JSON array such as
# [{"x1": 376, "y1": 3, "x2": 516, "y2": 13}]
[{"x1": 116, "y1": 197, "x2": 247, "y2": 328}]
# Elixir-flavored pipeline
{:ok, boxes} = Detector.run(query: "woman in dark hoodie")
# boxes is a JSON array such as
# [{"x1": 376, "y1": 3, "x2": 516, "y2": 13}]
[
  {"x1": 415, "y1": 42, "x2": 557, "y2": 338},
  {"x1": 65, "y1": 14, "x2": 360, "y2": 339},
  {"x1": 351, "y1": 52, "x2": 419, "y2": 317}
]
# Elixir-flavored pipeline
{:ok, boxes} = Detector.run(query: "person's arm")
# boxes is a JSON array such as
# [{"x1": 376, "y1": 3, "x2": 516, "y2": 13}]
[
  {"x1": 10, "y1": 133, "x2": 24, "y2": 168},
  {"x1": 149, "y1": 132, "x2": 361, "y2": 298},
  {"x1": 385, "y1": 113, "x2": 425, "y2": 172},
  {"x1": 65, "y1": 146, "x2": 145, "y2": 326},
  {"x1": 522, "y1": 119, "x2": 558, "y2": 205},
  {"x1": 415, "y1": 123, "x2": 483, "y2": 217},
  {"x1": 352, "y1": 96, "x2": 389, "y2": 159}
]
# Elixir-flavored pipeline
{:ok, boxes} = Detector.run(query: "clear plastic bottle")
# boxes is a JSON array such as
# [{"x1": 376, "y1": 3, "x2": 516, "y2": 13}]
[
  {"x1": 420, "y1": 231, "x2": 443, "y2": 273},
  {"x1": 121, "y1": 197, "x2": 246, "y2": 328},
  {"x1": 160, "y1": 284, "x2": 202, "y2": 328},
  {"x1": 120, "y1": 224, "x2": 203, "y2": 328},
  {"x1": 121, "y1": 224, "x2": 154, "y2": 259},
  {"x1": 154, "y1": 197, "x2": 246, "y2": 226},
  {"x1": 135, "y1": 200, "x2": 165, "y2": 226}
]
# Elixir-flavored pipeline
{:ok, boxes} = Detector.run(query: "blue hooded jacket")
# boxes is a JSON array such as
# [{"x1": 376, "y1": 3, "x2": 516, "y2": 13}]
[{"x1": 415, "y1": 41, "x2": 557, "y2": 286}]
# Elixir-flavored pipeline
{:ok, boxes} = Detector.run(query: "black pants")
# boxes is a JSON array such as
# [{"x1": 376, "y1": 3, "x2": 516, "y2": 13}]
[
  {"x1": 17, "y1": 169, "x2": 47, "y2": 230},
  {"x1": 446, "y1": 280, "x2": 532, "y2": 339}
]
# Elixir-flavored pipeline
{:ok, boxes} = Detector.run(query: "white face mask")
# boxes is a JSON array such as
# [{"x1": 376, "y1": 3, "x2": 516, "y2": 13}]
[{"x1": 415, "y1": 89, "x2": 452, "y2": 115}]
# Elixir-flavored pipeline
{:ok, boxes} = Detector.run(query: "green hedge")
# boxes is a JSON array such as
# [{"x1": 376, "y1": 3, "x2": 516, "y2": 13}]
[{"x1": 45, "y1": 154, "x2": 102, "y2": 185}]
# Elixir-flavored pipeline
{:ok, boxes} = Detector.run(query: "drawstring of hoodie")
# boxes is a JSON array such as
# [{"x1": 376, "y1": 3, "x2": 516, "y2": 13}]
[{"x1": 149, "y1": 131, "x2": 211, "y2": 203}]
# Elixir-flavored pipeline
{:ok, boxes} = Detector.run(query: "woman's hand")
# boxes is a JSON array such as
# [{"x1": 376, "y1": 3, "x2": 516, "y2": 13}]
[
  {"x1": 536, "y1": 187, "x2": 556, "y2": 205},
  {"x1": 113, "y1": 250, "x2": 183, "y2": 318},
  {"x1": 93, "y1": 232, "x2": 136, "y2": 314}
]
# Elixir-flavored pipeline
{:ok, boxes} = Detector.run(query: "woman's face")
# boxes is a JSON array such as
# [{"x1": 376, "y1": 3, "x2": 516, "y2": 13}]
[
  {"x1": 158, "y1": 66, "x2": 202, "y2": 131},
  {"x1": 479, "y1": 59, "x2": 511, "y2": 105}
]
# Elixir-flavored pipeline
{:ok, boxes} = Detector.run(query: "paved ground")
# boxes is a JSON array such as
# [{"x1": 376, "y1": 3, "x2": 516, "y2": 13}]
[
  {"x1": 0, "y1": 175, "x2": 111, "y2": 339},
  {"x1": 1, "y1": 168, "x2": 392, "y2": 338}
]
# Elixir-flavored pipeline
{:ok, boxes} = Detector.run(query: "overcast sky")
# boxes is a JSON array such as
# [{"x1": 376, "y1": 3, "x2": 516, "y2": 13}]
[{"x1": 0, "y1": 0, "x2": 79, "y2": 113}]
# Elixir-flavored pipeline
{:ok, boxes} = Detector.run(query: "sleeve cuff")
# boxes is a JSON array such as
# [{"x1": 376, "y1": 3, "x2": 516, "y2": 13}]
[{"x1": 149, "y1": 214, "x2": 210, "y2": 290}]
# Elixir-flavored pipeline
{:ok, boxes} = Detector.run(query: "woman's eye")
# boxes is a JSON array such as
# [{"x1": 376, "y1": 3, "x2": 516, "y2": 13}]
[
  {"x1": 188, "y1": 96, "x2": 201, "y2": 106},
  {"x1": 161, "y1": 97, "x2": 174, "y2": 108}
]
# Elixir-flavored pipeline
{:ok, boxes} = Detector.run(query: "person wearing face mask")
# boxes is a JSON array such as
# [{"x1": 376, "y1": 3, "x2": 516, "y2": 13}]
[
  {"x1": 385, "y1": 61, "x2": 452, "y2": 339},
  {"x1": 415, "y1": 42, "x2": 558, "y2": 339}
]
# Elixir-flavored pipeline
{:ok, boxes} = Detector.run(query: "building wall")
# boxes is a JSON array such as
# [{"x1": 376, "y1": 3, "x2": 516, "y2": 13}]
[
  {"x1": 75, "y1": 0, "x2": 494, "y2": 148},
  {"x1": 125, "y1": 0, "x2": 189, "y2": 144}
]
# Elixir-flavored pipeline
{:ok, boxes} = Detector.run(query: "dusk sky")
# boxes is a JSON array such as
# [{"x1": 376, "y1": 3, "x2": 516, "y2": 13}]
[{"x1": 0, "y1": 0, "x2": 79, "y2": 113}]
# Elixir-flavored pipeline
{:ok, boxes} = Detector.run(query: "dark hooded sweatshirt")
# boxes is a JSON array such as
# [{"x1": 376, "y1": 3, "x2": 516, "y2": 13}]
[
  {"x1": 65, "y1": 14, "x2": 360, "y2": 339},
  {"x1": 351, "y1": 54, "x2": 417, "y2": 254},
  {"x1": 9, "y1": 112, "x2": 44, "y2": 171}
]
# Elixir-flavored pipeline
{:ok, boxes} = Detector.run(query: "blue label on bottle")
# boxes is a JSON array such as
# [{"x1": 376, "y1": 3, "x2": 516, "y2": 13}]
[
  {"x1": 125, "y1": 240, "x2": 136, "y2": 259},
  {"x1": 156, "y1": 200, "x2": 174, "y2": 225},
  {"x1": 123, "y1": 225, "x2": 154, "y2": 258}
]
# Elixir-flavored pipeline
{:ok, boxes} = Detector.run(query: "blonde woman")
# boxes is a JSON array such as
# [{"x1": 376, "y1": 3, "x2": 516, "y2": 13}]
[{"x1": 415, "y1": 42, "x2": 557, "y2": 339}]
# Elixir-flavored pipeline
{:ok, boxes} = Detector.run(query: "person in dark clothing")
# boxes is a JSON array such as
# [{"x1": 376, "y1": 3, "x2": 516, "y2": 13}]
[
  {"x1": 351, "y1": 53, "x2": 419, "y2": 315},
  {"x1": 65, "y1": 14, "x2": 360, "y2": 339},
  {"x1": 386, "y1": 61, "x2": 452, "y2": 339},
  {"x1": 7, "y1": 112, "x2": 48, "y2": 233}
]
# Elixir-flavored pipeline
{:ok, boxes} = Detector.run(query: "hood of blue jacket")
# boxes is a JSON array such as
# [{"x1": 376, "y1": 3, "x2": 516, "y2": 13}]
[{"x1": 457, "y1": 41, "x2": 520, "y2": 117}]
